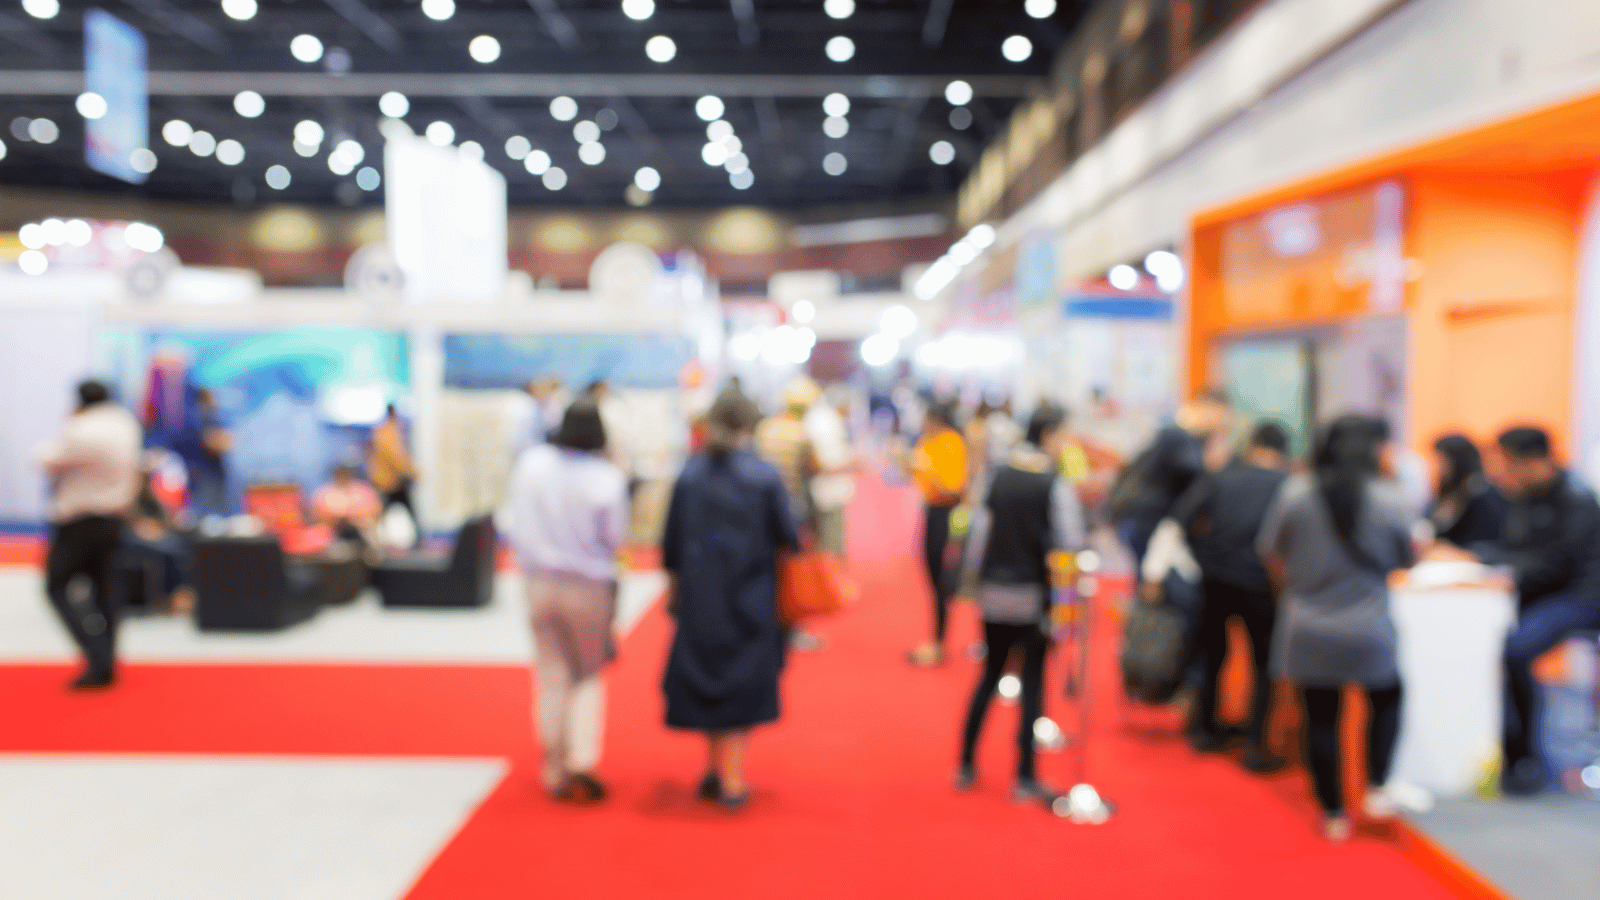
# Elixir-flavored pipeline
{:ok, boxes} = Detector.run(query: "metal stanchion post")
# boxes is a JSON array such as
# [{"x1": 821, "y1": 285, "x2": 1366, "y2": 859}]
[{"x1": 1052, "y1": 548, "x2": 1115, "y2": 823}]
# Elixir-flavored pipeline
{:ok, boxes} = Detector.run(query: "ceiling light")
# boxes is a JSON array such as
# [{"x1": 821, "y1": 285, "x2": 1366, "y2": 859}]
[
  {"x1": 949, "y1": 107, "x2": 973, "y2": 130},
  {"x1": 459, "y1": 140, "x2": 484, "y2": 161},
  {"x1": 596, "y1": 108, "x2": 619, "y2": 131},
  {"x1": 420, "y1": 0, "x2": 454, "y2": 21},
  {"x1": 724, "y1": 152, "x2": 749, "y2": 175},
  {"x1": 379, "y1": 91, "x2": 409, "y2": 118},
  {"x1": 126, "y1": 222, "x2": 164, "y2": 252},
  {"x1": 76, "y1": 92, "x2": 107, "y2": 120},
  {"x1": 188, "y1": 131, "x2": 216, "y2": 156},
  {"x1": 706, "y1": 119, "x2": 734, "y2": 142},
  {"x1": 17, "y1": 223, "x2": 43, "y2": 249},
  {"x1": 1025, "y1": 0, "x2": 1056, "y2": 17},
  {"x1": 10, "y1": 118, "x2": 29, "y2": 141},
  {"x1": 28, "y1": 118, "x2": 58, "y2": 144},
  {"x1": 425, "y1": 120, "x2": 455, "y2": 146},
  {"x1": 573, "y1": 120, "x2": 600, "y2": 144},
  {"x1": 695, "y1": 96, "x2": 724, "y2": 122},
  {"x1": 550, "y1": 96, "x2": 578, "y2": 121},
  {"x1": 18, "y1": 249, "x2": 47, "y2": 276},
  {"x1": 720, "y1": 134, "x2": 742, "y2": 154},
  {"x1": 130, "y1": 148, "x2": 157, "y2": 173},
  {"x1": 1002, "y1": 35, "x2": 1033, "y2": 63},
  {"x1": 64, "y1": 219, "x2": 92, "y2": 247},
  {"x1": 221, "y1": 0, "x2": 257, "y2": 21},
  {"x1": 265, "y1": 165, "x2": 291, "y2": 190},
  {"x1": 792, "y1": 299, "x2": 815, "y2": 323},
  {"x1": 1109, "y1": 264, "x2": 1139, "y2": 291},
  {"x1": 731, "y1": 169, "x2": 754, "y2": 190},
  {"x1": 357, "y1": 167, "x2": 381, "y2": 191},
  {"x1": 823, "y1": 116, "x2": 848, "y2": 139},
  {"x1": 334, "y1": 138, "x2": 365, "y2": 165},
  {"x1": 823, "y1": 92, "x2": 850, "y2": 117},
  {"x1": 621, "y1": 0, "x2": 654, "y2": 21},
  {"x1": 823, "y1": 152, "x2": 847, "y2": 176},
  {"x1": 505, "y1": 135, "x2": 531, "y2": 159},
  {"x1": 21, "y1": 0, "x2": 57, "y2": 19},
  {"x1": 945, "y1": 80, "x2": 973, "y2": 106},
  {"x1": 578, "y1": 142, "x2": 605, "y2": 165},
  {"x1": 645, "y1": 35, "x2": 676, "y2": 63},
  {"x1": 290, "y1": 34, "x2": 324, "y2": 63},
  {"x1": 294, "y1": 120, "x2": 324, "y2": 145},
  {"x1": 233, "y1": 90, "x2": 265, "y2": 118},
  {"x1": 40, "y1": 218, "x2": 66, "y2": 245},
  {"x1": 824, "y1": 0, "x2": 854, "y2": 19},
  {"x1": 524, "y1": 149, "x2": 551, "y2": 175},
  {"x1": 881, "y1": 304, "x2": 918, "y2": 338},
  {"x1": 294, "y1": 141, "x2": 318, "y2": 157},
  {"x1": 860, "y1": 333, "x2": 898, "y2": 367},
  {"x1": 216, "y1": 139, "x2": 245, "y2": 165},
  {"x1": 542, "y1": 166, "x2": 568, "y2": 191},
  {"x1": 329, "y1": 153, "x2": 355, "y2": 175},
  {"x1": 634, "y1": 166, "x2": 661, "y2": 192},
  {"x1": 825, "y1": 36, "x2": 854, "y2": 63},
  {"x1": 468, "y1": 35, "x2": 500, "y2": 64},
  {"x1": 701, "y1": 142, "x2": 729, "y2": 167},
  {"x1": 929, "y1": 140, "x2": 955, "y2": 165},
  {"x1": 0, "y1": 138, "x2": 6, "y2": 161}
]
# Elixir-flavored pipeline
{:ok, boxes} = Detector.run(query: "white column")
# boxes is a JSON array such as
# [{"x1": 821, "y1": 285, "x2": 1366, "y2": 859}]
[
  {"x1": 1573, "y1": 176, "x2": 1600, "y2": 484},
  {"x1": 408, "y1": 325, "x2": 445, "y2": 532}
]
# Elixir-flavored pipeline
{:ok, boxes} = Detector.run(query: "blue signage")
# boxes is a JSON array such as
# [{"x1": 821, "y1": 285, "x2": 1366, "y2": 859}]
[{"x1": 84, "y1": 9, "x2": 149, "y2": 184}]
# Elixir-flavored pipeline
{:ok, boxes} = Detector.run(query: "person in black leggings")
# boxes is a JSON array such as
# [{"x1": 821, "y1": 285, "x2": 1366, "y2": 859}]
[
  {"x1": 1301, "y1": 685, "x2": 1403, "y2": 816},
  {"x1": 907, "y1": 401, "x2": 968, "y2": 667},
  {"x1": 956, "y1": 404, "x2": 1085, "y2": 803}
]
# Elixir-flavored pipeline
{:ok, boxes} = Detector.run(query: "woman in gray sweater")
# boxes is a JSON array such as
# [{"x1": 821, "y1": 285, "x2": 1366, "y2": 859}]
[{"x1": 1257, "y1": 415, "x2": 1415, "y2": 841}]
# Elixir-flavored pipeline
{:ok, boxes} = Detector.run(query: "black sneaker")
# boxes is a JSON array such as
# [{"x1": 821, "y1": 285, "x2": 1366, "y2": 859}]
[
  {"x1": 718, "y1": 789, "x2": 752, "y2": 812},
  {"x1": 1186, "y1": 728, "x2": 1233, "y2": 753},
  {"x1": 1012, "y1": 778, "x2": 1061, "y2": 805},
  {"x1": 1241, "y1": 746, "x2": 1288, "y2": 775},
  {"x1": 953, "y1": 764, "x2": 977, "y2": 791},
  {"x1": 554, "y1": 773, "x2": 608, "y2": 805},
  {"x1": 696, "y1": 772, "x2": 722, "y2": 802},
  {"x1": 1501, "y1": 758, "x2": 1547, "y2": 797},
  {"x1": 69, "y1": 670, "x2": 115, "y2": 692}
]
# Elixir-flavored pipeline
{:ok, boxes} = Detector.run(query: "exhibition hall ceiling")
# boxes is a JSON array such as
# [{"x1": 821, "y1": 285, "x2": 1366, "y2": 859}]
[{"x1": 0, "y1": 0, "x2": 1092, "y2": 209}]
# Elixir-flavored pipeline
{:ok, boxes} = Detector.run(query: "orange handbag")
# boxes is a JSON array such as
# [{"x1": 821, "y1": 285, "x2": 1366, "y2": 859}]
[{"x1": 778, "y1": 547, "x2": 860, "y2": 625}]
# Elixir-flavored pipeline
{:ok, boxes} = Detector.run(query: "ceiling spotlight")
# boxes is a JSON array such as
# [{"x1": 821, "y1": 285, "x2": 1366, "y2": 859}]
[
  {"x1": 824, "y1": 0, "x2": 854, "y2": 19},
  {"x1": 17, "y1": 223, "x2": 42, "y2": 249},
  {"x1": 720, "y1": 134, "x2": 742, "y2": 154},
  {"x1": 28, "y1": 118, "x2": 58, "y2": 144},
  {"x1": 549, "y1": 96, "x2": 578, "y2": 121},
  {"x1": 1025, "y1": 0, "x2": 1056, "y2": 17},
  {"x1": 375, "y1": 94, "x2": 407, "y2": 121},
  {"x1": 645, "y1": 35, "x2": 676, "y2": 63},
  {"x1": 129, "y1": 148, "x2": 157, "y2": 174},
  {"x1": 578, "y1": 142, "x2": 606, "y2": 165},
  {"x1": 11, "y1": 117, "x2": 31, "y2": 141},
  {"x1": 505, "y1": 135, "x2": 531, "y2": 159},
  {"x1": 634, "y1": 166, "x2": 661, "y2": 192},
  {"x1": 929, "y1": 140, "x2": 955, "y2": 165},
  {"x1": 823, "y1": 92, "x2": 850, "y2": 117},
  {"x1": 469, "y1": 35, "x2": 501, "y2": 63},
  {"x1": 823, "y1": 116, "x2": 849, "y2": 139},
  {"x1": 459, "y1": 140, "x2": 484, "y2": 161},
  {"x1": 695, "y1": 95, "x2": 725, "y2": 122},
  {"x1": 621, "y1": 0, "x2": 654, "y2": 21},
  {"x1": 357, "y1": 166, "x2": 381, "y2": 191},
  {"x1": 216, "y1": 139, "x2": 245, "y2": 165},
  {"x1": 945, "y1": 80, "x2": 973, "y2": 106},
  {"x1": 573, "y1": 120, "x2": 601, "y2": 144},
  {"x1": 701, "y1": 142, "x2": 729, "y2": 167},
  {"x1": 221, "y1": 0, "x2": 257, "y2": 21},
  {"x1": 730, "y1": 169, "x2": 754, "y2": 190},
  {"x1": 0, "y1": 138, "x2": 6, "y2": 161},
  {"x1": 949, "y1": 107, "x2": 973, "y2": 130},
  {"x1": 20, "y1": 0, "x2": 58, "y2": 19},
  {"x1": 125, "y1": 222, "x2": 165, "y2": 253},
  {"x1": 1109, "y1": 264, "x2": 1139, "y2": 291},
  {"x1": 329, "y1": 153, "x2": 356, "y2": 176},
  {"x1": 524, "y1": 149, "x2": 551, "y2": 175},
  {"x1": 425, "y1": 120, "x2": 455, "y2": 146},
  {"x1": 64, "y1": 219, "x2": 92, "y2": 247},
  {"x1": 596, "y1": 108, "x2": 620, "y2": 131},
  {"x1": 860, "y1": 333, "x2": 898, "y2": 367},
  {"x1": 40, "y1": 218, "x2": 66, "y2": 245},
  {"x1": 18, "y1": 249, "x2": 48, "y2": 276},
  {"x1": 792, "y1": 299, "x2": 815, "y2": 323},
  {"x1": 334, "y1": 139, "x2": 365, "y2": 165},
  {"x1": 724, "y1": 152, "x2": 749, "y2": 175},
  {"x1": 1002, "y1": 35, "x2": 1033, "y2": 63},
  {"x1": 290, "y1": 34, "x2": 324, "y2": 63},
  {"x1": 233, "y1": 90, "x2": 265, "y2": 118},
  {"x1": 294, "y1": 119, "x2": 324, "y2": 146},
  {"x1": 265, "y1": 164, "x2": 291, "y2": 190},
  {"x1": 294, "y1": 141, "x2": 318, "y2": 157},
  {"x1": 542, "y1": 166, "x2": 568, "y2": 191},
  {"x1": 706, "y1": 119, "x2": 734, "y2": 142},
  {"x1": 76, "y1": 92, "x2": 108, "y2": 120},
  {"x1": 825, "y1": 35, "x2": 855, "y2": 63},
  {"x1": 823, "y1": 151, "x2": 847, "y2": 176},
  {"x1": 421, "y1": 0, "x2": 455, "y2": 21}
]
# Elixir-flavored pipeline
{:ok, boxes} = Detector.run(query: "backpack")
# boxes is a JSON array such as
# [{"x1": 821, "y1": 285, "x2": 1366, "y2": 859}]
[
  {"x1": 1106, "y1": 446, "x2": 1156, "y2": 522},
  {"x1": 1119, "y1": 571, "x2": 1196, "y2": 704}
]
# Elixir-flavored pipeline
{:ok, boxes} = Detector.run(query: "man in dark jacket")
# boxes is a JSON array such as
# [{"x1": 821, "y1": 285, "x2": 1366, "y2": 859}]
[
  {"x1": 1170, "y1": 420, "x2": 1292, "y2": 772},
  {"x1": 1115, "y1": 389, "x2": 1232, "y2": 566},
  {"x1": 1450, "y1": 427, "x2": 1600, "y2": 794}
]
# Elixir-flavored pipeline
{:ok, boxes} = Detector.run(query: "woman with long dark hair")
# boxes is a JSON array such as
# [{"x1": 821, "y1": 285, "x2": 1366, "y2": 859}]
[
  {"x1": 1257, "y1": 415, "x2": 1416, "y2": 841},
  {"x1": 1427, "y1": 434, "x2": 1507, "y2": 547},
  {"x1": 661, "y1": 385, "x2": 799, "y2": 809}
]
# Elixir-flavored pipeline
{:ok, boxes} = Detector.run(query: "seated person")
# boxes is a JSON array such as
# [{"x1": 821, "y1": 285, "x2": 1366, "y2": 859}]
[
  {"x1": 1427, "y1": 434, "x2": 1508, "y2": 547},
  {"x1": 312, "y1": 464, "x2": 382, "y2": 548},
  {"x1": 121, "y1": 468, "x2": 195, "y2": 614},
  {"x1": 1432, "y1": 427, "x2": 1600, "y2": 794}
]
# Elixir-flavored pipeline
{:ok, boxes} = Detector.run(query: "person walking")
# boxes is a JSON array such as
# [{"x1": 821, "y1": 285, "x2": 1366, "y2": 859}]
[
  {"x1": 907, "y1": 400, "x2": 969, "y2": 667},
  {"x1": 37, "y1": 380, "x2": 142, "y2": 691},
  {"x1": 956, "y1": 404, "x2": 1086, "y2": 804},
  {"x1": 1426, "y1": 434, "x2": 1507, "y2": 548},
  {"x1": 661, "y1": 388, "x2": 799, "y2": 810},
  {"x1": 506, "y1": 401, "x2": 629, "y2": 804},
  {"x1": 805, "y1": 386, "x2": 857, "y2": 558},
  {"x1": 370, "y1": 404, "x2": 418, "y2": 539},
  {"x1": 1171, "y1": 420, "x2": 1292, "y2": 773},
  {"x1": 1257, "y1": 415, "x2": 1415, "y2": 841},
  {"x1": 1114, "y1": 390, "x2": 1232, "y2": 567}
]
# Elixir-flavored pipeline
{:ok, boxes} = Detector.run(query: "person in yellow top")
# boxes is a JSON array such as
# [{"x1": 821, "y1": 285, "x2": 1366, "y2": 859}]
[
  {"x1": 369, "y1": 404, "x2": 418, "y2": 540},
  {"x1": 907, "y1": 399, "x2": 969, "y2": 667}
]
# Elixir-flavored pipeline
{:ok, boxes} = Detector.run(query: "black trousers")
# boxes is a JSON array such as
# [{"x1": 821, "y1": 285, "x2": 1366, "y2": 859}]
[
  {"x1": 922, "y1": 503, "x2": 954, "y2": 642},
  {"x1": 960, "y1": 620, "x2": 1050, "y2": 780},
  {"x1": 382, "y1": 481, "x2": 416, "y2": 519},
  {"x1": 1194, "y1": 579, "x2": 1277, "y2": 750},
  {"x1": 45, "y1": 515, "x2": 126, "y2": 676},
  {"x1": 1300, "y1": 684, "x2": 1403, "y2": 815}
]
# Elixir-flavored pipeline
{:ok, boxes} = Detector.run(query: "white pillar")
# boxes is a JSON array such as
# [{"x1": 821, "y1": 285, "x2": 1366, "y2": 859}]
[
  {"x1": 408, "y1": 325, "x2": 445, "y2": 531},
  {"x1": 1573, "y1": 176, "x2": 1600, "y2": 484}
]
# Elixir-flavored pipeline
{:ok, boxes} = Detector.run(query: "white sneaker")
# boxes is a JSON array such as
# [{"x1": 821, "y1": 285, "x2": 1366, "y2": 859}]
[
  {"x1": 1323, "y1": 815, "x2": 1353, "y2": 842},
  {"x1": 1363, "y1": 787, "x2": 1400, "y2": 821}
]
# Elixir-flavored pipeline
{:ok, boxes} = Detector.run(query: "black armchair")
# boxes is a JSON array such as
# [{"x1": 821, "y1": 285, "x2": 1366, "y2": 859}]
[
  {"x1": 372, "y1": 516, "x2": 497, "y2": 609},
  {"x1": 192, "y1": 536, "x2": 322, "y2": 632}
]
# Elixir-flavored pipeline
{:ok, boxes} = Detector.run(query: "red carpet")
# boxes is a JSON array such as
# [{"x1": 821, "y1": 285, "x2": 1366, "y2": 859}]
[{"x1": 0, "y1": 474, "x2": 1474, "y2": 899}]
